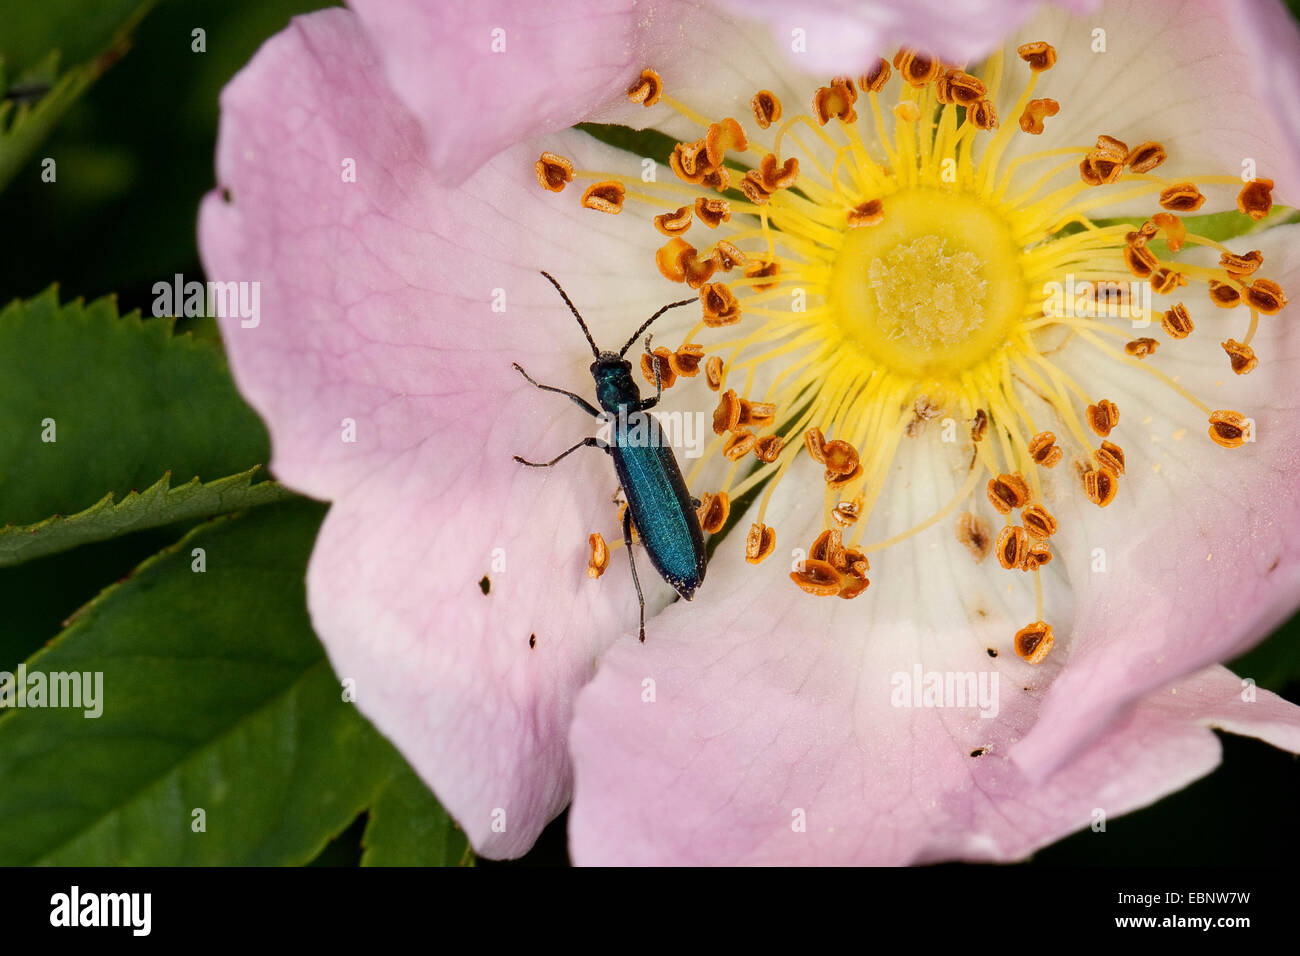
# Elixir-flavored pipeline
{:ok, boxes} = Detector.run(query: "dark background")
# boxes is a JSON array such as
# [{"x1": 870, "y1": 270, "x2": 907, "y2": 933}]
[{"x1": 2, "y1": 0, "x2": 1297, "y2": 866}]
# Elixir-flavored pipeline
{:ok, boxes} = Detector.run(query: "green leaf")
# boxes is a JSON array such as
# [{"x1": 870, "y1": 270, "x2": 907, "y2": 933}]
[
  {"x1": 0, "y1": 56, "x2": 97, "y2": 193},
  {"x1": 0, "y1": 0, "x2": 152, "y2": 80},
  {"x1": 0, "y1": 500, "x2": 403, "y2": 865},
  {"x1": 0, "y1": 467, "x2": 296, "y2": 567},
  {"x1": 0, "y1": 1, "x2": 157, "y2": 192},
  {"x1": 0, "y1": 288, "x2": 271, "y2": 527},
  {"x1": 362, "y1": 763, "x2": 474, "y2": 867}
]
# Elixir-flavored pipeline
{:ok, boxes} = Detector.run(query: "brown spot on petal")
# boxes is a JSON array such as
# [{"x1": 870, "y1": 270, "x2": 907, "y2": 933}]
[
  {"x1": 971, "y1": 409, "x2": 989, "y2": 443},
  {"x1": 956, "y1": 512, "x2": 992, "y2": 563}
]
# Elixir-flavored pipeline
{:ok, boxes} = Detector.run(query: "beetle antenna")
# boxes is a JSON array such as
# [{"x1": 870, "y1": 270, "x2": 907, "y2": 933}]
[
  {"x1": 618, "y1": 297, "x2": 698, "y2": 357},
  {"x1": 539, "y1": 271, "x2": 601, "y2": 359}
]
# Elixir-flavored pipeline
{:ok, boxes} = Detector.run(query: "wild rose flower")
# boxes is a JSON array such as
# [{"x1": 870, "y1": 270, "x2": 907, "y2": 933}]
[{"x1": 200, "y1": 0, "x2": 1300, "y2": 863}]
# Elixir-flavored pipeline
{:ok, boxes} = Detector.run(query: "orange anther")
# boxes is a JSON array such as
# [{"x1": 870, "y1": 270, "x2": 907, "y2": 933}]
[
  {"x1": 746, "y1": 522, "x2": 776, "y2": 563},
  {"x1": 751, "y1": 90, "x2": 782, "y2": 130},
  {"x1": 1016, "y1": 41, "x2": 1056, "y2": 72},
  {"x1": 535, "y1": 151, "x2": 574, "y2": 192},
  {"x1": 1208, "y1": 410, "x2": 1251, "y2": 447},
  {"x1": 712, "y1": 389, "x2": 741, "y2": 434},
  {"x1": 700, "y1": 282, "x2": 742, "y2": 327},
  {"x1": 1159, "y1": 182, "x2": 1206, "y2": 212},
  {"x1": 581, "y1": 181, "x2": 626, "y2": 214},
  {"x1": 626, "y1": 69, "x2": 662, "y2": 106},
  {"x1": 1017, "y1": 97, "x2": 1059, "y2": 134},
  {"x1": 653, "y1": 205, "x2": 693, "y2": 237},
  {"x1": 1014, "y1": 621, "x2": 1054, "y2": 663},
  {"x1": 1237, "y1": 178, "x2": 1274, "y2": 220},
  {"x1": 587, "y1": 532, "x2": 610, "y2": 578},
  {"x1": 705, "y1": 117, "x2": 748, "y2": 168},
  {"x1": 1125, "y1": 141, "x2": 1166, "y2": 173},
  {"x1": 694, "y1": 196, "x2": 731, "y2": 228},
  {"x1": 1086, "y1": 399, "x2": 1120, "y2": 437}
]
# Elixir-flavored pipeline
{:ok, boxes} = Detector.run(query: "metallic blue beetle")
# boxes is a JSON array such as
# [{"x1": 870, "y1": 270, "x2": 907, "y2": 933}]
[{"x1": 512, "y1": 272, "x2": 708, "y2": 641}]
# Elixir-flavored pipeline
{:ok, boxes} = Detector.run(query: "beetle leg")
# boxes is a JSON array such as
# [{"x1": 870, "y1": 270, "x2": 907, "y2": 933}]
[
  {"x1": 512, "y1": 362, "x2": 600, "y2": 417},
  {"x1": 633, "y1": 336, "x2": 662, "y2": 412},
  {"x1": 622, "y1": 505, "x2": 647, "y2": 643},
  {"x1": 513, "y1": 436, "x2": 604, "y2": 468}
]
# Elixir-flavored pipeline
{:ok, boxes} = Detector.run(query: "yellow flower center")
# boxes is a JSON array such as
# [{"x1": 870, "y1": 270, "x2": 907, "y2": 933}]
[
  {"x1": 537, "y1": 43, "x2": 1289, "y2": 660},
  {"x1": 831, "y1": 189, "x2": 1024, "y2": 376}
]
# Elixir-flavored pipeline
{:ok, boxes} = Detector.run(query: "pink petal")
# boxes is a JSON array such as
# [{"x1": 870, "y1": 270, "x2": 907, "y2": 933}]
[
  {"x1": 198, "y1": 8, "x2": 691, "y2": 857},
  {"x1": 997, "y1": 0, "x2": 1300, "y2": 211},
  {"x1": 1012, "y1": 226, "x2": 1300, "y2": 780},
  {"x1": 709, "y1": 0, "x2": 1098, "y2": 73},
  {"x1": 568, "y1": 550, "x2": 1300, "y2": 864},
  {"x1": 347, "y1": 0, "x2": 684, "y2": 186}
]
